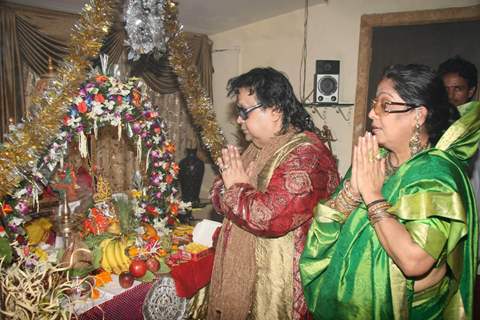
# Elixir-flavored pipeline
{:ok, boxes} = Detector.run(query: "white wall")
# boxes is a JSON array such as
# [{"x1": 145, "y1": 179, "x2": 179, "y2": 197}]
[{"x1": 209, "y1": 0, "x2": 479, "y2": 178}]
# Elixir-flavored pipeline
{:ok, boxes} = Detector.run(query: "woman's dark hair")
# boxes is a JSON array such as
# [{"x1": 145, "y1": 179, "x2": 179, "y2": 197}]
[
  {"x1": 382, "y1": 64, "x2": 460, "y2": 145},
  {"x1": 227, "y1": 67, "x2": 315, "y2": 133}
]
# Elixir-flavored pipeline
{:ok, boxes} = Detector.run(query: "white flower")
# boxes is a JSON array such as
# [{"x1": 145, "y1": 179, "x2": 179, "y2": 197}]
[
  {"x1": 109, "y1": 117, "x2": 119, "y2": 126},
  {"x1": 153, "y1": 136, "x2": 162, "y2": 144},
  {"x1": 91, "y1": 101, "x2": 105, "y2": 116},
  {"x1": 10, "y1": 217, "x2": 24, "y2": 226},
  {"x1": 73, "y1": 96, "x2": 83, "y2": 104},
  {"x1": 159, "y1": 183, "x2": 167, "y2": 192},
  {"x1": 179, "y1": 201, "x2": 191, "y2": 210},
  {"x1": 13, "y1": 188, "x2": 28, "y2": 199},
  {"x1": 135, "y1": 226, "x2": 145, "y2": 235}
]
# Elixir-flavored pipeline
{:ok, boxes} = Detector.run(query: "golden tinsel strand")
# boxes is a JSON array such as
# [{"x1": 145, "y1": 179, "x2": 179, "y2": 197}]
[
  {"x1": 0, "y1": 0, "x2": 116, "y2": 198},
  {"x1": 163, "y1": 0, "x2": 226, "y2": 161}
]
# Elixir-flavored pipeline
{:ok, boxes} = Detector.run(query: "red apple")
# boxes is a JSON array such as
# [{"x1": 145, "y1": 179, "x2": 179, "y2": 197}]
[
  {"x1": 146, "y1": 257, "x2": 160, "y2": 273},
  {"x1": 129, "y1": 259, "x2": 147, "y2": 278},
  {"x1": 119, "y1": 272, "x2": 134, "y2": 289}
]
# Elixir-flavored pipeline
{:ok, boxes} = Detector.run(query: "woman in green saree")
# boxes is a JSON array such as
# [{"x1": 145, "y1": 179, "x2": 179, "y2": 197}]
[{"x1": 300, "y1": 64, "x2": 479, "y2": 319}]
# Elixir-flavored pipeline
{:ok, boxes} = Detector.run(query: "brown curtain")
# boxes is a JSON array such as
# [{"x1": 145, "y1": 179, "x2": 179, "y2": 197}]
[
  {"x1": 0, "y1": 1, "x2": 214, "y2": 138},
  {"x1": 0, "y1": 5, "x2": 25, "y2": 139},
  {"x1": 0, "y1": 2, "x2": 73, "y2": 140},
  {"x1": 103, "y1": 14, "x2": 214, "y2": 96}
]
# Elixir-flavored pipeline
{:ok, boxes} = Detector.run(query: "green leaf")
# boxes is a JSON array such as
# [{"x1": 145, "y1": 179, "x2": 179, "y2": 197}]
[
  {"x1": 113, "y1": 198, "x2": 137, "y2": 234},
  {"x1": 84, "y1": 233, "x2": 115, "y2": 249},
  {"x1": 136, "y1": 270, "x2": 155, "y2": 282},
  {"x1": 68, "y1": 266, "x2": 95, "y2": 278},
  {"x1": 0, "y1": 237, "x2": 13, "y2": 266},
  {"x1": 158, "y1": 257, "x2": 170, "y2": 274},
  {"x1": 91, "y1": 246, "x2": 102, "y2": 269}
]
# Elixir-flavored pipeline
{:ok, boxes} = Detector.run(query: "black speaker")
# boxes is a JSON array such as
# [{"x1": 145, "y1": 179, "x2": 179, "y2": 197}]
[{"x1": 314, "y1": 60, "x2": 340, "y2": 104}]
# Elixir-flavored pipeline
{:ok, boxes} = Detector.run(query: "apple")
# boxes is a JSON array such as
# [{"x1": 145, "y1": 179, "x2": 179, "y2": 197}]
[
  {"x1": 129, "y1": 259, "x2": 147, "y2": 278},
  {"x1": 119, "y1": 272, "x2": 134, "y2": 289},
  {"x1": 146, "y1": 257, "x2": 160, "y2": 273}
]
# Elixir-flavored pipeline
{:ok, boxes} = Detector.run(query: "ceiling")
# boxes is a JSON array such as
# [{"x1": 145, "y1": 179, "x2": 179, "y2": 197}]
[{"x1": 7, "y1": 0, "x2": 327, "y2": 35}]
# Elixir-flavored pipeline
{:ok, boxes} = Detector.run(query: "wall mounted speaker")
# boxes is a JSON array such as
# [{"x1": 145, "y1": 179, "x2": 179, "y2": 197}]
[{"x1": 314, "y1": 60, "x2": 340, "y2": 104}]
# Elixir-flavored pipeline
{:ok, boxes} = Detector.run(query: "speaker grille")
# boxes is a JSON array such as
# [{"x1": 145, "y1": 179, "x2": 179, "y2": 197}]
[{"x1": 318, "y1": 76, "x2": 338, "y2": 96}]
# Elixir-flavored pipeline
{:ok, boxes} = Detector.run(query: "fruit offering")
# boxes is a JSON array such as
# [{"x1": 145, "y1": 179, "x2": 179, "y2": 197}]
[
  {"x1": 119, "y1": 272, "x2": 134, "y2": 289},
  {"x1": 100, "y1": 237, "x2": 132, "y2": 274},
  {"x1": 146, "y1": 257, "x2": 160, "y2": 273},
  {"x1": 129, "y1": 259, "x2": 147, "y2": 278},
  {"x1": 185, "y1": 242, "x2": 208, "y2": 254}
]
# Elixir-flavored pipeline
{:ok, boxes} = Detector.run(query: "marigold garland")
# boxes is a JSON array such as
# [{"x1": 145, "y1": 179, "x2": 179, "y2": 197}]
[{"x1": 163, "y1": 0, "x2": 226, "y2": 161}]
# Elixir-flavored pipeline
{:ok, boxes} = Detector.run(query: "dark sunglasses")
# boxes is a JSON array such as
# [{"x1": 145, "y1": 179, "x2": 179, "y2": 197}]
[{"x1": 236, "y1": 102, "x2": 263, "y2": 120}]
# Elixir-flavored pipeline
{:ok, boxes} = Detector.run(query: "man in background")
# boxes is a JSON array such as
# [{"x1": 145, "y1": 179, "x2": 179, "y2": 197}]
[
  {"x1": 439, "y1": 56, "x2": 479, "y2": 272},
  {"x1": 438, "y1": 55, "x2": 477, "y2": 107}
]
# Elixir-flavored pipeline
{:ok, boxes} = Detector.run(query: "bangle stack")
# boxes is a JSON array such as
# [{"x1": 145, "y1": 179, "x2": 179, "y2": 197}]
[
  {"x1": 366, "y1": 199, "x2": 394, "y2": 225},
  {"x1": 328, "y1": 180, "x2": 362, "y2": 217}
]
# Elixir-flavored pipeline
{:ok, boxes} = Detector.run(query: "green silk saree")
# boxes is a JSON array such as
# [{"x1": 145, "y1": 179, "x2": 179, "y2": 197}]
[{"x1": 300, "y1": 101, "x2": 480, "y2": 319}]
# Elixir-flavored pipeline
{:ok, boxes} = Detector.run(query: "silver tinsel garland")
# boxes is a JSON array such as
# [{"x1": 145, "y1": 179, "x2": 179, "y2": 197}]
[{"x1": 124, "y1": 0, "x2": 167, "y2": 61}]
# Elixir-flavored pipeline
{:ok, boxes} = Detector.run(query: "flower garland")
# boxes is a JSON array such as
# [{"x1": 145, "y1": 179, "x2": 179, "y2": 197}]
[
  {"x1": 1, "y1": 74, "x2": 187, "y2": 242},
  {"x1": 62, "y1": 74, "x2": 187, "y2": 224}
]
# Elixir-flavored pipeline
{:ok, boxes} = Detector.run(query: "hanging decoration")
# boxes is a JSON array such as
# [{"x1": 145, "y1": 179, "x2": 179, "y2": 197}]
[
  {"x1": 0, "y1": 0, "x2": 116, "y2": 199},
  {"x1": 162, "y1": 0, "x2": 226, "y2": 161},
  {"x1": 124, "y1": 0, "x2": 168, "y2": 61}
]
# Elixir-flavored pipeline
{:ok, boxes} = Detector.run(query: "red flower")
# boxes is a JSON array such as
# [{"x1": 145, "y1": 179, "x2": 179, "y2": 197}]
[
  {"x1": 170, "y1": 203, "x2": 179, "y2": 215},
  {"x1": 94, "y1": 94, "x2": 105, "y2": 103},
  {"x1": 96, "y1": 75, "x2": 108, "y2": 83},
  {"x1": 154, "y1": 127, "x2": 161, "y2": 134},
  {"x1": 146, "y1": 205, "x2": 159, "y2": 216},
  {"x1": 117, "y1": 96, "x2": 123, "y2": 105},
  {"x1": 1, "y1": 204, "x2": 13, "y2": 214},
  {"x1": 167, "y1": 216, "x2": 175, "y2": 226},
  {"x1": 172, "y1": 163, "x2": 180, "y2": 174},
  {"x1": 166, "y1": 175, "x2": 174, "y2": 184},
  {"x1": 77, "y1": 101, "x2": 88, "y2": 113},
  {"x1": 63, "y1": 115, "x2": 71, "y2": 125}
]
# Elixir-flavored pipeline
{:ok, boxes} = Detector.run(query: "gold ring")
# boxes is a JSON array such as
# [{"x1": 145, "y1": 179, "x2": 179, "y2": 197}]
[{"x1": 368, "y1": 152, "x2": 374, "y2": 162}]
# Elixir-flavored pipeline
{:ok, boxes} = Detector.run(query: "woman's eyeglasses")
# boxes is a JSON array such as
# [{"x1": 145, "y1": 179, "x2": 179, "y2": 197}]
[
  {"x1": 371, "y1": 99, "x2": 421, "y2": 115},
  {"x1": 236, "y1": 102, "x2": 263, "y2": 120}
]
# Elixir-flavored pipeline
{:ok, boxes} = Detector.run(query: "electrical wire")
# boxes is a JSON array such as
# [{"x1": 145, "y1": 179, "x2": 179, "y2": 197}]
[{"x1": 299, "y1": 0, "x2": 309, "y2": 103}]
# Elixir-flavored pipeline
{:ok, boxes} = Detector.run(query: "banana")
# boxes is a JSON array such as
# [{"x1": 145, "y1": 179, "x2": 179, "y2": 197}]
[
  {"x1": 106, "y1": 240, "x2": 121, "y2": 274},
  {"x1": 117, "y1": 240, "x2": 131, "y2": 271},
  {"x1": 100, "y1": 238, "x2": 113, "y2": 273},
  {"x1": 113, "y1": 240, "x2": 128, "y2": 273}
]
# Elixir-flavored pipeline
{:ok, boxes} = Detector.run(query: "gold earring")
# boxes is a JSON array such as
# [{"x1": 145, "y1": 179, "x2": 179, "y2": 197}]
[{"x1": 409, "y1": 110, "x2": 422, "y2": 156}]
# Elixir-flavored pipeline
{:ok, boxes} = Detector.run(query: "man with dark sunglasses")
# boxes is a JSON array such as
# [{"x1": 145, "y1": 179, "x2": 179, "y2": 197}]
[{"x1": 207, "y1": 67, "x2": 339, "y2": 320}]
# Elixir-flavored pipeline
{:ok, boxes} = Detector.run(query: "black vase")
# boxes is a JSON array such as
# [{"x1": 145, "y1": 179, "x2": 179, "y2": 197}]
[{"x1": 179, "y1": 148, "x2": 204, "y2": 208}]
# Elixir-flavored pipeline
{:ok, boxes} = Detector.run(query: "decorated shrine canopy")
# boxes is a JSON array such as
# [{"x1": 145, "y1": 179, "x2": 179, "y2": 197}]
[{"x1": 0, "y1": 0, "x2": 227, "y2": 241}]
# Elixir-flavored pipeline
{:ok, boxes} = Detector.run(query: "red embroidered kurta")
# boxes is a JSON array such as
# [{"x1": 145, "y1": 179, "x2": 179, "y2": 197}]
[{"x1": 210, "y1": 131, "x2": 339, "y2": 319}]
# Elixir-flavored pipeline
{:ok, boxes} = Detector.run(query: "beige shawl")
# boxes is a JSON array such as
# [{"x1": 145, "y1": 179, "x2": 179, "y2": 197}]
[{"x1": 207, "y1": 131, "x2": 296, "y2": 320}]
